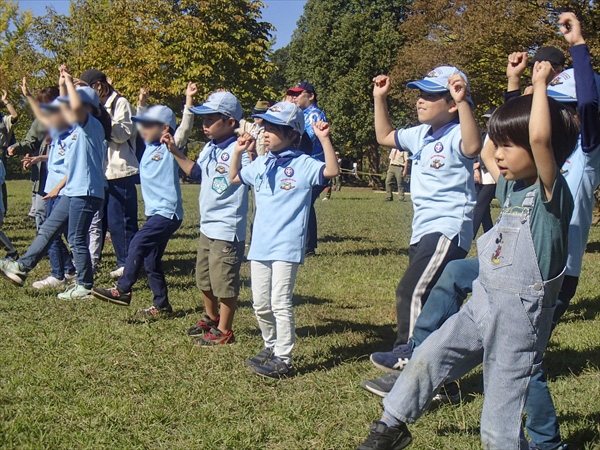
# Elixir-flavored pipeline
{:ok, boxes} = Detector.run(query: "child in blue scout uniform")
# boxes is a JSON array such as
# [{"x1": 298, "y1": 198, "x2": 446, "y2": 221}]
[
  {"x1": 229, "y1": 102, "x2": 340, "y2": 379},
  {"x1": 368, "y1": 66, "x2": 482, "y2": 372},
  {"x1": 358, "y1": 62, "x2": 579, "y2": 450},
  {"x1": 166, "y1": 91, "x2": 249, "y2": 346},
  {"x1": 0, "y1": 67, "x2": 110, "y2": 299},
  {"x1": 0, "y1": 159, "x2": 17, "y2": 259},
  {"x1": 92, "y1": 105, "x2": 184, "y2": 319}
]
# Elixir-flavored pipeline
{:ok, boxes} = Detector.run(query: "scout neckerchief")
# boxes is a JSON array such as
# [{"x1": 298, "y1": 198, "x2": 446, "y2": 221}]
[
  {"x1": 409, "y1": 120, "x2": 459, "y2": 163},
  {"x1": 197, "y1": 135, "x2": 237, "y2": 175},
  {"x1": 256, "y1": 149, "x2": 304, "y2": 192}
]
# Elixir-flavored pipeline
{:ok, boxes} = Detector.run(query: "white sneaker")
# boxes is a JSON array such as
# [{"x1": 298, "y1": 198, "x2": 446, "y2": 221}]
[
  {"x1": 32, "y1": 276, "x2": 66, "y2": 290},
  {"x1": 57, "y1": 284, "x2": 93, "y2": 300},
  {"x1": 65, "y1": 273, "x2": 77, "y2": 283},
  {"x1": 109, "y1": 267, "x2": 125, "y2": 279}
]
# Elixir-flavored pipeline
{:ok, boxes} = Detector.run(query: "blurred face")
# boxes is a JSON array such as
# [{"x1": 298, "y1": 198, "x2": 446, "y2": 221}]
[
  {"x1": 289, "y1": 90, "x2": 313, "y2": 110},
  {"x1": 493, "y1": 142, "x2": 537, "y2": 184},
  {"x1": 139, "y1": 122, "x2": 168, "y2": 143},
  {"x1": 253, "y1": 117, "x2": 264, "y2": 126},
  {"x1": 45, "y1": 109, "x2": 69, "y2": 131},
  {"x1": 415, "y1": 91, "x2": 457, "y2": 129},
  {"x1": 202, "y1": 113, "x2": 235, "y2": 141},
  {"x1": 263, "y1": 122, "x2": 295, "y2": 153}
]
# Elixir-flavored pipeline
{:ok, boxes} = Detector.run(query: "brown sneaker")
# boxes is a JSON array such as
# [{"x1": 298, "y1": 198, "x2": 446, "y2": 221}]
[{"x1": 195, "y1": 327, "x2": 235, "y2": 346}]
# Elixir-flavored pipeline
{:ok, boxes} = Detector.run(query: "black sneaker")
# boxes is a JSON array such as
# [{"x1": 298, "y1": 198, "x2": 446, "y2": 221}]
[
  {"x1": 130, "y1": 305, "x2": 173, "y2": 321},
  {"x1": 360, "y1": 372, "x2": 400, "y2": 398},
  {"x1": 358, "y1": 421, "x2": 412, "y2": 450},
  {"x1": 251, "y1": 356, "x2": 295, "y2": 379},
  {"x1": 187, "y1": 315, "x2": 220, "y2": 337},
  {"x1": 245, "y1": 347, "x2": 274, "y2": 367},
  {"x1": 432, "y1": 381, "x2": 461, "y2": 405},
  {"x1": 383, "y1": 198, "x2": 393, "y2": 202},
  {"x1": 92, "y1": 286, "x2": 132, "y2": 306}
]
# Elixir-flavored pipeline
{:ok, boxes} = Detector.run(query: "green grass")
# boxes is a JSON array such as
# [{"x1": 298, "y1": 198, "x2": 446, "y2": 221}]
[{"x1": 0, "y1": 180, "x2": 599, "y2": 449}]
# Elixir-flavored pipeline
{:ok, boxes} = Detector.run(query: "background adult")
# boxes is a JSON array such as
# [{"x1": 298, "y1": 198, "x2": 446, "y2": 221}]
[
  {"x1": 0, "y1": 91, "x2": 18, "y2": 214},
  {"x1": 80, "y1": 69, "x2": 139, "y2": 278},
  {"x1": 287, "y1": 81, "x2": 327, "y2": 255}
]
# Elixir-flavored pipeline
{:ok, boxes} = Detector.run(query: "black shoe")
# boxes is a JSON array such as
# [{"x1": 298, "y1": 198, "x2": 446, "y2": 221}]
[
  {"x1": 92, "y1": 286, "x2": 132, "y2": 306},
  {"x1": 358, "y1": 421, "x2": 412, "y2": 450},
  {"x1": 245, "y1": 347, "x2": 274, "y2": 367},
  {"x1": 305, "y1": 250, "x2": 316, "y2": 257},
  {"x1": 251, "y1": 356, "x2": 295, "y2": 379},
  {"x1": 432, "y1": 381, "x2": 461, "y2": 405},
  {"x1": 360, "y1": 372, "x2": 400, "y2": 398},
  {"x1": 383, "y1": 198, "x2": 393, "y2": 202}
]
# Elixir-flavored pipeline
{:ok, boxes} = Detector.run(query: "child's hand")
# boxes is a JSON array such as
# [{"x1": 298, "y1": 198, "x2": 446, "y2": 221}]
[
  {"x1": 506, "y1": 52, "x2": 529, "y2": 79},
  {"x1": 373, "y1": 75, "x2": 392, "y2": 98},
  {"x1": 139, "y1": 88, "x2": 149, "y2": 106},
  {"x1": 559, "y1": 12, "x2": 585, "y2": 46},
  {"x1": 7, "y1": 146, "x2": 15, "y2": 156},
  {"x1": 43, "y1": 185, "x2": 61, "y2": 200},
  {"x1": 58, "y1": 64, "x2": 72, "y2": 86},
  {"x1": 532, "y1": 61, "x2": 554, "y2": 87},
  {"x1": 160, "y1": 132, "x2": 178, "y2": 152},
  {"x1": 186, "y1": 82, "x2": 198, "y2": 98},
  {"x1": 1, "y1": 90, "x2": 8, "y2": 104},
  {"x1": 313, "y1": 120, "x2": 331, "y2": 139},
  {"x1": 235, "y1": 133, "x2": 256, "y2": 154},
  {"x1": 448, "y1": 74, "x2": 469, "y2": 104},
  {"x1": 21, "y1": 77, "x2": 32, "y2": 98}
]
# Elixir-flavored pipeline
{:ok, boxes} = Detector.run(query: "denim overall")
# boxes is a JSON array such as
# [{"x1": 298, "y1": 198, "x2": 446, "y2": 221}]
[{"x1": 383, "y1": 189, "x2": 565, "y2": 449}]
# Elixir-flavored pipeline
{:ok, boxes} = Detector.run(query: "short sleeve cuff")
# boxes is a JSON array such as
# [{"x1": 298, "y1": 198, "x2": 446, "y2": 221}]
[
  {"x1": 189, "y1": 163, "x2": 203, "y2": 183},
  {"x1": 318, "y1": 165, "x2": 326, "y2": 186}
]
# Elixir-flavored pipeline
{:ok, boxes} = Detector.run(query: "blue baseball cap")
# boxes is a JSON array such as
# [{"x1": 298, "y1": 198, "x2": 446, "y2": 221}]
[
  {"x1": 407, "y1": 66, "x2": 470, "y2": 94},
  {"x1": 57, "y1": 86, "x2": 100, "y2": 108},
  {"x1": 40, "y1": 99, "x2": 63, "y2": 111},
  {"x1": 252, "y1": 101, "x2": 305, "y2": 135},
  {"x1": 547, "y1": 69, "x2": 576, "y2": 103},
  {"x1": 132, "y1": 105, "x2": 176, "y2": 130},
  {"x1": 190, "y1": 91, "x2": 243, "y2": 121}
]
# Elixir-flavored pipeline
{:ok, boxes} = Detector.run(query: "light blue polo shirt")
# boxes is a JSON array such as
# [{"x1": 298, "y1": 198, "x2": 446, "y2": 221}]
[
  {"x1": 196, "y1": 136, "x2": 249, "y2": 242},
  {"x1": 45, "y1": 128, "x2": 72, "y2": 195},
  {"x1": 139, "y1": 142, "x2": 184, "y2": 220},
  {"x1": 303, "y1": 104, "x2": 327, "y2": 162},
  {"x1": 62, "y1": 114, "x2": 107, "y2": 199},
  {"x1": 395, "y1": 122, "x2": 476, "y2": 251},
  {"x1": 239, "y1": 150, "x2": 326, "y2": 263},
  {"x1": 562, "y1": 140, "x2": 600, "y2": 276}
]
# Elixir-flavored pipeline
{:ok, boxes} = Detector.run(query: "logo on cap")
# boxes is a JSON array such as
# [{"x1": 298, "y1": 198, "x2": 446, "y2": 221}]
[
  {"x1": 269, "y1": 105, "x2": 283, "y2": 113},
  {"x1": 550, "y1": 76, "x2": 564, "y2": 86},
  {"x1": 284, "y1": 167, "x2": 294, "y2": 177}
]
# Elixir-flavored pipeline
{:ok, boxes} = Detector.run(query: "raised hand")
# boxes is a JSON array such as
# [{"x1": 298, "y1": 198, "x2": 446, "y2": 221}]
[
  {"x1": 506, "y1": 52, "x2": 529, "y2": 79},
  {"x1": 372, "y1": 75, "x2": 392, "y2": 98},
  {"x1": 161, "y1": 132, "x2": 177, "y2": 152},
  {"x1": 1, "y1": 90, "x2": 7, "y2": 103},
  {"x1": 235, "y1": 132, "x2": 256, "y2": 153},
  {"x1": 186, "y1": 82, "x2": 198, "y2": 98},
  {"x1": 21, "y1": 77, "x2": 32, "y2": 98},
  {"x1": 532, "y1": 61, "x2": 554, "y2": 87},
  {"x1": 559, "y1": 12, "x2": 585, "y2": 46},
  {"x1": 448, "y1": 74, "x2": 469, "y2": 104},
  {"x1": 139, "y1": 88, "x2": 149, "y2": 106},
  {"x1": 312, "y1": 120, "x2": 331, "y2": 139}
]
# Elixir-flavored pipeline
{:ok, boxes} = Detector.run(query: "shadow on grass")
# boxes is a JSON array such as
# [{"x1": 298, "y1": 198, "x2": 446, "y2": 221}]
[
  {"x1": 337, "y1": 247, "x2": 409, "y2": 257},
  {"x1": 558, "y1": 411, "x2": 600, "y2": 449},
  {"x1": 584, "y1": 241, "x2": 600, "y2": 253},
  {"x1": 320, "y1": 234, "x2": 369, "y2": 244},
  {"x1": 566, "y1": 295, "x2": 600, "y2": 322},
  {"x1": 545, "y1": 344, "x2": 600, "y2": 378}
]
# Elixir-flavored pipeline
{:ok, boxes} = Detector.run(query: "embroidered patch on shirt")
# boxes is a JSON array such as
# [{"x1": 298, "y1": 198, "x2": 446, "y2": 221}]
[
  {"x1": 434, "y1": 142, "x2": 444, "y2": 153},
  {"x1": 491, "y1": 232, "x2": 504, "y2": 264},
  {"x1": 212, "y1": 176, "x2": 229, "y2": 194},
  {"x1": 221, "y1": 152, "x2": 230, "y2": 161},
  {"x1": 215, "y1": 164, "x2": 228, "y2": 174},
  {"x1": 284, "y1": 167, "x2": 294, "y2": 177},
  {"x1": 430, "y1": 159, "x2": 445, "y2": 169},
  {"x1": 280, "y1": 181, "x2": 295, "y2": 191}
]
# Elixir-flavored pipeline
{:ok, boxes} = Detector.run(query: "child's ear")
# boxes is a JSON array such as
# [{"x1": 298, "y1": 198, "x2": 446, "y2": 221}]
[
  {"x1": 447, "y1": 99, "x2": 458, "y2": 114},
  {"x1": 163, "y1": 124, "x2": 170, "y2": 134},
  {"x1": 227, "y1": 117, "x2": 236, "y2": 128}
]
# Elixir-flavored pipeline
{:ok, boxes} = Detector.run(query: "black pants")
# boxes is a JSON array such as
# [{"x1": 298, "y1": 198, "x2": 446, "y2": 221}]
[
  {"x1": 394, "y1": 232, "x2": 467, "y2": 347},
  {"x1": 473, "y1": 184, "x2": 496, "y2": 236},
  {"x1": 306, "y1": 184, "x2": 324, "y2": 252}
]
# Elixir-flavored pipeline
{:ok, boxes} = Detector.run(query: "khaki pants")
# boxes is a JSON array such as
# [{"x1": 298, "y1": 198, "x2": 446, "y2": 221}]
[{"x1": 385, "y1": 164, "x2": 405, "y2": 200}]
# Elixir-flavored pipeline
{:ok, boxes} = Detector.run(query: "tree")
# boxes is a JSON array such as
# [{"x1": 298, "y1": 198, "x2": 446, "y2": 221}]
[
  {"x1": 285, "y1": 0, "x2": 410, "y2": 185},
  {"x1": 30, "y1": 0, "x2": 276, "y2": 113}
]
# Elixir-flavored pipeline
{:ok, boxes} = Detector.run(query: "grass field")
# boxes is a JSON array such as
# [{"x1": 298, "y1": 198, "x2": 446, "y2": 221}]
[{"x1": 0, "y1": 180, "x2": 599, "y2": 450}]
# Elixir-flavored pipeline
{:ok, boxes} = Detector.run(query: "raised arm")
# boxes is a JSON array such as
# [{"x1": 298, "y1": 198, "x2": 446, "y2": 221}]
[
  {"x1": 163, "y1": 132, "x2": 196, "y2": 177},
  {"x1": 506, "y1": 52, "x2": 528, "y2": 99},
  {"x1": 372, "y1": 75, "x2": 398, "y2": 148},
  {"x1": 1, "y1": 90, "x2": 18, "y2": 121},
  {"x1": 59, "y1": 65, "x2": 87, "y2": 125},
  {"x1": 230, "y1": 134, "x2": 255, "y2": 184},
  {"x1": 481, "y1": 136, "x2": 500, "y2": 183},
  {"x1": 448, "y1": 74, "x2": 482, "y2": 158},
  {"x1": 560, "y1": 12, "x2": 600, "y2": 153},
  {"x1": 174, "y1": 82, "x2": 197, "y2": 148},
  {"x1": 530, "y1": 61, "x2": 558, "y2": 200},
  {"x1": 312, "y1": 120, "x2": 340, "y2": 178}
]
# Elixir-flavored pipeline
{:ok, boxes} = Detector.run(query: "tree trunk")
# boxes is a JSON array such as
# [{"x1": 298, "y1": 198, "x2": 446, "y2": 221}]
[{"x1": 366, "y1": 142, "x2": 382, "y2": 188}]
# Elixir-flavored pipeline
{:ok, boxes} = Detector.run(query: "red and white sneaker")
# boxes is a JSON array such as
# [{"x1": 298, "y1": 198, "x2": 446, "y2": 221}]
[{"x1": 196, "y1": 327, "x2": 235, "y2": 346}]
